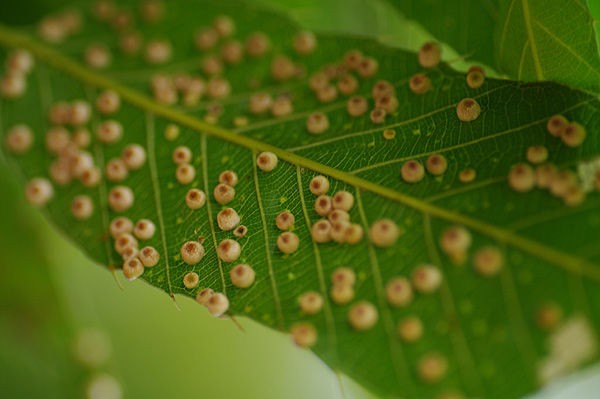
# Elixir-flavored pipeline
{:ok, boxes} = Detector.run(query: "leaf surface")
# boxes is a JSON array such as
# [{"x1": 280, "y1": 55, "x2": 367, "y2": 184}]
[
  {"x1": 389, "y1": 0, "x2": 600, "y2": 91},
  {"x1": 1, "y1": 1, "x2": 600, "y2": 398}
]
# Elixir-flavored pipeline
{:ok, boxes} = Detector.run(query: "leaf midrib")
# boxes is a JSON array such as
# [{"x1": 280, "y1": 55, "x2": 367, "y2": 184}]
[{"x1": 1, "y1": 24, "x2": 598, "y2": 284}]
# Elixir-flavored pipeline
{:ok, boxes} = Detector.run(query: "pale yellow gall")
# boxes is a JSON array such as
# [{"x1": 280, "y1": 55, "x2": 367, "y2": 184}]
[
  {"x1": 271, "y1": 96, "x2": 293, "y2": 118},
  {"x1": 332, "y1": 191, "x2": 354, "y2": 211},
  {"x1": 271, "y1": 55, "x2": 296, "y2": 82},
  {"x1": 139, "y1": 246, "x2": 160, "y2": 267},
  {"x1": 547, "y1": 115, "x2": 568, "y2": 137},
  {"x1": 6, "y1": 49, "x2": 34, "y2": 73},
  {"x1": 308, "y1": 72, "x2": 329, "y2": 92},
  {"x1": 526, "y1": 145, "x2": 548, "y2": 164},
  {"x1": 328, "y1": 209, "x2": 350, "y2": 224},
  {"x1": 309, "y1": 175, "x2": 330, "y2": 196},
  {"x1": 110, "y1": 217, "x2": 133, "y2": 238},
  {"x1": 185, "y1": 189, "x2": 206, "y2": 209},
  {"x1": 473, "y1": 246, "x2": 503, "y2": 277},
  {"x1": 73, "y1": 128, "x2": 91, "y2": 148},
  {"x1": 337, "y1": 74, "x2": 359, "y2": 95},
  {"x1": 230, "y1": 264, "x2": 255, "y2": 288},
  {"x1": 316, "y1": 85, "x2": 338, "y2": 103},
  {"x1": 459, "y1": 168, "x2": 476, "y2": 183},
  {"x1": 466, "y1": 70, "x2": 485, "y2": 89},
  {"x1": 311, "y1": 220, "x2": 332, "y2": 243},
  {"x1": 275, "y1": 211, "x2": 295, "y2": 231},
  {"x1": 314, "y1": 195, "x2": 333, "y2": 217},
  {"x1": 426, "y1": 154, "x2": 448, "y2": 176},
  {"x1": 145, "y1": 39, "x2": 172, "y2": 64},
  {"x1": 418, "y1": 353, "x2": 448, "y2": 383},
  {"x1": 298, "y1": 291, "x2": 323, "y2": 314},
  {"x1": 397, "y1": 316, "x2": 423, "y2": 343},
  {"x1": 561, "y1": 122, "x2": 586, "y2": 147},
  {"x1": 121, "y1": 246, "x2": 138, "y2": 262},
  {"x1": 401, "y1": 160, "x2": 425, "y2": 183},
  {"x1": 347, "y1": 96, "x2": 368, "y2": 117},
  {"x1": 375, "y1": 94, "x2": 399, "y2": 114},
  {"x1": 290, "y1": 323, "x2": 317, "y2": 348},
  {"x1": 535, "y1": 164, "x2": 557, "y2": 188},
  {"x1": 181, "y1": 241, "x2": 205, "y2": 265},
  {"x1": 119, "y1": 31, "x2": 142, "y2": 55},
  {"x1": 183, "y1": 272, "x2": 200, "y2": 289},
  {"x1": 306, "y1": 112, "x2": 329, "y2": 134},
  {"x1": 70, "y1": 152, "x2": 95, "y2": 178},
  {"x1": 134, "y1": 219, "x2": 155, "y2": 241},
  {"x1": 549, "y1": 170, "x2": 578, "y2": 198},
  {"x1": 370, "y1": 108, "x2": 387, "y2": 124},
  {"x1": 348, "y1": 301, "x2": 378, "y2": 331},
  {"x1": 221, "y1": 40, "x2": 244, "y2": 64},
  {"x1": 233, "y1": 225, "x2": 248, "y2": 238},
  {"x1": 195, "y1": 27, "x2": 218, "y2": 51},
  {"x1": 440, "y1": 226, "x2": 471, "y2": 262},
  {"x1": 370, "y1": 219, "x2": 400, "y2": 247},
  {"x1": 217, "y1": 239, "x2": 241, "y2": 262},
  {"x1": 49, "y1": 159, "x2": 72, "y2": 186},
  {"x1": 206, "y1": 77, "x2": 231, "y2": 99},
  {"x1": 331, "y1": 267, "x2": 356, "y2": 286},
  {"x1": 71, "y1": 195, "x2": 94, "y2": 220},
  {"x1": 293, "y1": 31, "x2": 317, "y2": 55},
  {"x1": 383, "y1": 129, "x2": 396, "y2": 140},
  {"x1": 357, "y1": 57, "x2": 378, "y2": 78},
  {"x1": 330, "y1": 284, "x2": 354, "y2": 305},
  {"x1": 172, "y1": 146, "x2": 192, "y2": 165},
  {"x1": 344, "y1": 224, "x2": 364, "y2": 244},
  {"x1": 176, "y1": 164, "x2": 196, "y2": 185},
  {"x1": 418, "y1": 42, "x2": 441, "y2": 68},
  {"x1": 213, "y1": 15, "x2": 235, "y2": 38},
  {"x1": 256, "y1": 151, "x2": 278, "y2": 172},
  {"x1": 114, "y1": 233, "x2": 138, "y2": 254},
  {"x1": 249, "y1": 92, "x2": 273, "y2": 115},
  {"x1": 385, "y1": 277, "x2": 413, "y2": 307},
  {"x1": 245, "y1": 32, "x2": 270, "y2": 57},
  {"x1": 207, "y1": 292, "x2": 229, "y2": 317},
  {"x1": 108, "y1": 186, "x2": 134, "y2": 212},
  {"x1": 201, "y1": 55, "x2": 223, "y2": 76},
  {"x1": 343, "y1": 49, "x2": 363, "y2": 69},
  {"x1": 5, "y1": 124, "x2": 33, "y2": 154},
  {"x1": 122, "y1": 258, "x2": 144, "y2": 280},
  {"x1": 85, "y1": 44, "x2": 111, "y2": 69},
  {"x1": 508, "y1": 163, "x2": 535, "y2": 192},
  {"x1": 45, "y1": 126, "x2": 70, "y2": 155},
  {"x1": 97, "y1": 120, "x2": 123, "y2": 144},
  {"x1": 409, "y1": 73, "x2": 431, "y2": 95},
  {"x1": 213, "y1": 183, "x2": 235, "y2": 205},
  {"x1": 456, "y1": 98, "x2": 481, "y2": 122},
  {"x1": 195, "y1": 288, "x2": 214, "y2": 305},
  {"x1": 122, "y1": 144, "x2": 146, "y2": 170},
  {"x1": 106, "y1": 158, "x2": 129, "y2": 182},
  {"x1": 277, "y1": 232, "x2": 300, "y2": 254},
  {"x1": 68, "y1": 100, "x2": 92, "y2": 126},
  {"x1": 412, "y1": 265, "x2": 442, "y2": 294},
  {"x1": 96, "y1": 90, "x2": 120, "y2": 114},
  {"x1": 330, "y1": 221, "x2": 350, "y2": 243},
  {"x1": 217, "y1": 208, "x2": 240, "y2": 231}
]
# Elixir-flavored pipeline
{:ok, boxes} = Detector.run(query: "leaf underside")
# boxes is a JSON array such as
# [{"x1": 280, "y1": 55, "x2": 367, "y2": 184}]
[{"x1": 1, "y1": 1, "x2": 600, "y2": 398}]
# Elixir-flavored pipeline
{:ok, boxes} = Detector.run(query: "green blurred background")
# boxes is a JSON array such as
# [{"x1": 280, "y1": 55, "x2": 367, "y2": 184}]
[{"x1": 1, "y1": 0, "x2": 600, "y2": 398}]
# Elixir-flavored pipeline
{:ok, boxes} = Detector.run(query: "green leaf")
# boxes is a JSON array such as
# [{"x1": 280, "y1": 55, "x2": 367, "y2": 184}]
[
  {"x1": 1, "y1": 1, "x2": 600, "y2": 398},
  {"x1": 389, "y1": 0, "x2": 600, "y2": 90}
]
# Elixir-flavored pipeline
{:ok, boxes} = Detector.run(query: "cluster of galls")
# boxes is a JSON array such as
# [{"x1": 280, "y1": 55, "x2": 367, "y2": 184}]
[
  {"x1": 111, "y1": 216, "x2": 160, "y2": 280},
  {"x1": 1, "y1": 49, "x2": 34, "y2": 100},
  {"x1": 507, "y1": 114, "x2": 591, "y2": 206}
]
